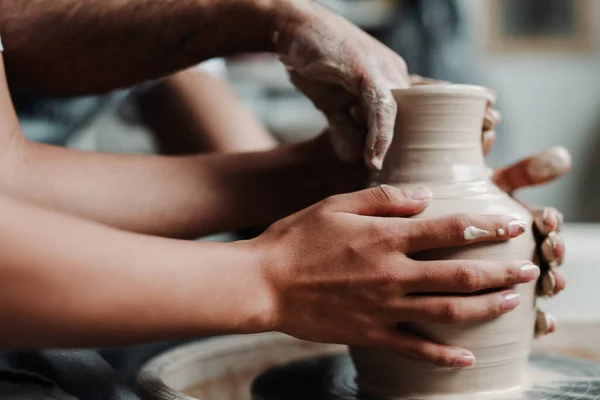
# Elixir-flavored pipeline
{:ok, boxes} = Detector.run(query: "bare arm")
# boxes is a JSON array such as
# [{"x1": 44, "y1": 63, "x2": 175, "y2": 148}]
[
  {"x1": 0, "y1": 191, "x2": 269, "y2": 348},
  {"x1": 0, "y1": 56, "x2": 365, "y2": 238},
  {"x1": 137, "y1": 67, "x2": 278, "y2": 154},
  {"x1": 0, "y1": 0, "x2": 279, "y2": 94}
]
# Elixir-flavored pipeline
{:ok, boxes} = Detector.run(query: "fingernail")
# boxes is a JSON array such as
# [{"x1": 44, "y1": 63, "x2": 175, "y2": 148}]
[
  {"x1": 482, "y1": 130, "x2": 495, "y2": 141},
  {"x1": 519, "y1": 264, "x2": 540, "y2": 281},
  {"x1": 535, "y1": 309, "x2": 556, "y2": 337},
  {"x1": 489, "y1": 109, "x2": 502, "y2": 124},
  {"x1": 370, "y1": 156, "x2": 383, "y2": 170},
  {"x1": 406, "y1": 187, "x2": 433, "y2": 201},
  {"x1": 547, "y1": 314, "x2": 557, "y2": 334},
  {"x1": 542, "y1": 208, "x2": 556, "y2": 232},
  {"x1": 503, "y1": 292, "x2": 520, "y2": 310},
  {"x1": 453, "y1": 352, "x2": 475, "y2": 367},
  {"x1": 507, "y1": 220, "x2": 526, "y2": 237},
  {"x1": 539, "y1": 270, "x2": 556, "y2": 297}
]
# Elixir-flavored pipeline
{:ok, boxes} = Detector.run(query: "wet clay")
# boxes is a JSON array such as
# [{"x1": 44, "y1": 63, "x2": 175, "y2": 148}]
[{"x1": 352, "y1": 84, "x2": 538, "y2": 399}]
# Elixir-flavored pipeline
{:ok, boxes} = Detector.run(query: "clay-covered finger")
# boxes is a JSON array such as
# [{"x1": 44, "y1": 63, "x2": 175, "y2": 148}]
[
  {"x1": 534, "y1": 308, "x2": 557, "y2": 338},
  {"x1": 540, "y1": 231, "x2": 565, "y2": 268},
  {"x1": 395, "y1": 290, "x2": 520, "y2": 324},
  {"x1": 491, "y1": 146, "x2": 572, "y2": 193},
  {"x1": 532, "y1": 207, "x2": 564, "y2": 236},
  {"x1": 360, "y1": 74, "x2": 400, "y2": 169},
  {"x1": 372, "y1": 325, "x2": 475, "y2": 367},
  {"x1": 403, "y1": 214, "x2": 527, "y2": 253},
  {"x1": 482, "y1": 130, "x2": 496, "y2": 156},
  {"x1": 483, "y1": 109, "x2": 501, "y2": 131},
  {"x1": 406, "y1": 260, "x2": 539, "y2": 294},
  {"x1": 536, "y1": 269, "x2": 566, "y2": 297},
  {"x1": 484, "y1": 87, "x2": 497, "y2": 107}
]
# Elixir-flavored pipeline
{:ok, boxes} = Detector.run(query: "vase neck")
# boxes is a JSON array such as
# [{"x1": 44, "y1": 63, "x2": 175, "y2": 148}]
[{"x1": 378, "y1": 84, "x2": 489, "y2": 184}]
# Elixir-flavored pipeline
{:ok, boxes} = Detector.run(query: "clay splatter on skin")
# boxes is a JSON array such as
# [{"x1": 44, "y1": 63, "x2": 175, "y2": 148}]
[{"x1": 463, "y1": 226, "x2": 491, "y2": 240}]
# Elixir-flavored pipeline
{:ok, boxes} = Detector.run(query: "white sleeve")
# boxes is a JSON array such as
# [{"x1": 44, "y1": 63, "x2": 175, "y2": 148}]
[{"x1": 0, "y1": 35, "x2": 4, "y2": 52}]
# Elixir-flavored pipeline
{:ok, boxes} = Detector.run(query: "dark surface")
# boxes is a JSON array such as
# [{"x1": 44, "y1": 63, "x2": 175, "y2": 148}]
[
  {"x1": 0, "y1": 349, "x2": 139, "y2": 400},
  {"x1": 252, "y1": 353, "x2": 600, "y2": 400}
]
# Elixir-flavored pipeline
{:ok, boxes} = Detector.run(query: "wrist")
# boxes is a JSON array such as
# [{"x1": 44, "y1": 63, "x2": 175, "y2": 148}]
[
  {"x1": 223, "y1": 240, "x2": 279, "y2": 334},
  {"x1": 270, "y1": 0, "x2": 316, "y2": 54}
]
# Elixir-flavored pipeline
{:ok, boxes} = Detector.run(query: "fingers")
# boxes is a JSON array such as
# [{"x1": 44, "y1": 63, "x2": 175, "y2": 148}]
[
  {"x1": 537, "y1": 269, "x2": 566, "y2": 297},
  {"x1": 360, "y1": 74, "x2": 402, "y2": 170},
  {"x1": 534, "y1": 308, "x2": 557, "y2": 338},
  {"x1": 491, "y1": 146, "x2": 572, "y2": 193},
  {"x1": 394, "y1": 290, "x2": 521, "y2": 324},
  {"x1": 532, "y1": 207, "x2": 564, "y2": 236},
  {"x1": 540, "y1": 231, "x2": 565, "y2": 268},
  {"x1": 405, "y1": 260, "x2": 539, "y2": 294},
  {"x1": 322, "y1": 185, "x2": 432, "y2": 217},
  {"x1": 482, "y1": 130, "x2": 496, "y2": 156},
  {"x1": 372, "y1": 325, "x2": 475, "y2": 367},
  {"x1": 402, "y1": 214, "x2": 527, "y2": 253},
  {"x1": 483, "y1": 109, "x2": 501, "y2": 131}
]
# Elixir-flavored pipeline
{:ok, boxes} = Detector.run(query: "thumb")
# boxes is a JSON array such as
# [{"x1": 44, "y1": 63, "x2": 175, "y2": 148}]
[{"x1": 324, "y1": 185, "x2": 432, "y2": 217}]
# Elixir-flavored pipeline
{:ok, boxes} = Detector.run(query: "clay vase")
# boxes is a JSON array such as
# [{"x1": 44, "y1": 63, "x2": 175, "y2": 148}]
[{"x1": 349, "y1": 84, "x2": 537, "y2": 399}]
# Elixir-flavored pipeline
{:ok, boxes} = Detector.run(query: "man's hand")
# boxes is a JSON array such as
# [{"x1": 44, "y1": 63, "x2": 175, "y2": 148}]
[
  {"x1": 255, "y1": 186, "x2": 539, "y2": 368},
  {"x1": 273, "y1": 1, "x2": 410, "y2": 169}
]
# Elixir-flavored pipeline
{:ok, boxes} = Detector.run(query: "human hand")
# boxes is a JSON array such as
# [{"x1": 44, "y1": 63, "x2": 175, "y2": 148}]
[
  {"x1": 273, "y1": 1, "x2": 410, "y2": 169},
  {"x1": 491, "y1": 147, "x2": 572, "y2": 337},
  {"x1": 255, "y1": 185, "x2": 540, "y2": 367},
  {"x1": 408, "y1": 77, "x2": 572, "y2": 337}
]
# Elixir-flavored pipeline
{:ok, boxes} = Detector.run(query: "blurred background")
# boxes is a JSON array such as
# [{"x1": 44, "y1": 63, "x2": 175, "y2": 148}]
[
  {"x1": 15, "y1": 0, "x2": 599, "y2": 224},
  {"x1": 15, "y1": 0, "x2": 599, "y2": 223}
]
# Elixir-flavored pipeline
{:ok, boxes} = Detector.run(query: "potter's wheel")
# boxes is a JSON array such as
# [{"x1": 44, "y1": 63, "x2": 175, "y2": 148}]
[
  {"x1": 251, "y1": 353, "x2": 600, "y2": 400},
  {"x1": 136, "y1": 328, "x2": 600, "y2": 400}
]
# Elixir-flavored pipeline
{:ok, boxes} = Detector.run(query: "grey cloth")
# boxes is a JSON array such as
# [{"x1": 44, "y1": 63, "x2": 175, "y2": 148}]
[
  {"x1": 12, "y1": 92, "x2": 117, "y2": 146},
  {"x1": 0, "y1": 350, "x2": 139, "y2": 400}
]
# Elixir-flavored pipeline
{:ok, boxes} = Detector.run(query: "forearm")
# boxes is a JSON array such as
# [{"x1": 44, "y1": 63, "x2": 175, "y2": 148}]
[
  {"x1": 0, "y1": 0, "x2": 282, "y2": 94},
  {"x1": 6, "y1": 136, "x2": 364, "y2": 238},
  {"x1": 0, "y1": 192, "x2": 270, "y2": 348},
  {"x1": 138, "y1": 68, "x2": 278, "y2": 154}
]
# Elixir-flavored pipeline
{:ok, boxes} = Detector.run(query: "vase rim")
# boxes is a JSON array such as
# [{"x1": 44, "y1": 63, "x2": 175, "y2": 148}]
[{"x1": 392, "y1": 83, "x2": 487, "y2": 98}]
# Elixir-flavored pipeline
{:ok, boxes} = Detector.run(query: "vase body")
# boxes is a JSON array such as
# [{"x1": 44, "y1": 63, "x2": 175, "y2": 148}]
[{"x1": 349, "y1": 84, "x2": 537, "y2": 399}]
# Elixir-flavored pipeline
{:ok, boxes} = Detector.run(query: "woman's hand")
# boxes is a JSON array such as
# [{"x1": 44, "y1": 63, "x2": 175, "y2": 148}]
[
  {"x1": 490, "y1": 147, "x2": 571, "y2": 337},
  {"x1": 409, "y1": 76, "x2": 572, "y2": 337},
  {"x1": 254, "y1": 185, "x2": 539, "y2": 368}
]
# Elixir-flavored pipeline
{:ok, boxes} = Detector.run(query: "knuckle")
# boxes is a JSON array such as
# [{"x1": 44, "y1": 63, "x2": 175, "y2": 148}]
[
  {"x1": 447, "y1": 214, "x2": 471, "y2": 238},
  {"x1": 372, "y1": 185, "x2": 405, "y2": 205},
  {"x1": 488, "y1": 298, "x2": 505, "y2": 317},
  {"x1": 441, "y1": 301, "x2": 463, "y2": 323},
  {"x1": 408, "y1": 343, "x2": 452, "y2": 367},
  {"x1": 319, "y1": 194, "x2": 341, "y2": 211},
  {"x1": 454, "y1": 266, "x2": 481, "y2": 291},
  {"x1": 504, "y1": 264, "x2": 521, "y2": 285}
]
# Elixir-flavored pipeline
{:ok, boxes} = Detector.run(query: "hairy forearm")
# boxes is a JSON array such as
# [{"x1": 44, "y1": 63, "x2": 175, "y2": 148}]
[
  {"x1": 0, "y1": 56, "x2": 364, "y2": 238},
  {"x1": 0, "y1": 192, "x2": 270, "y2": 348},
  {"x1": 0, "y1": 0, "x2": 282, "y2": 94}
]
